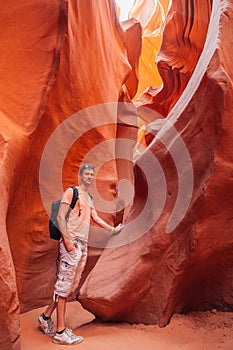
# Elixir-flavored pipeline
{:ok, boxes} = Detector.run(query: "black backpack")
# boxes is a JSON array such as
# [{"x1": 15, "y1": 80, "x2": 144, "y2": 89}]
[{"x1": 49, "y1": 186, "x2": 79, "y2": 240}]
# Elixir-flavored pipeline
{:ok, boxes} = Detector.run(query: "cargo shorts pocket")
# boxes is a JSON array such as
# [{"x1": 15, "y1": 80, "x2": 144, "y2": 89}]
[{"x1": 54, "y1": 260, "x2": 76, "y2": 297}]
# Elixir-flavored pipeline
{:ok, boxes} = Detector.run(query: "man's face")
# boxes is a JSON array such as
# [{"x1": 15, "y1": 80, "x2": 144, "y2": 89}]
[{"x1": 81, "y1": 168, "x2": 95, "y2": 186}]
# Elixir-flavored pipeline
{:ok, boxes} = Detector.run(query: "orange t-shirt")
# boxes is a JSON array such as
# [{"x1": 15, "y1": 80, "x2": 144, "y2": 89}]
[{"x1": 60, "y1": 187, "x2": 94, "y2": 242}]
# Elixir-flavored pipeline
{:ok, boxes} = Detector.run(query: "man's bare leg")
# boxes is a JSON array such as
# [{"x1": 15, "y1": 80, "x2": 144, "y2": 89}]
[
  {"x1": 56, "y1": 296, "x2": 67, "y2": 332},
  {"x1": 38, "y1": 299, "x2": 57, "y2": 335},
  {"x1": 44, "y1": 299, "x2": 57, "y2": 318}
]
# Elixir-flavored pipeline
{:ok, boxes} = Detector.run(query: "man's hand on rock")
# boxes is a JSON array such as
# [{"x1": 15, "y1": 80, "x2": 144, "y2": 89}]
[{"x1": 112, "y1": 223, "x2": 124, "y2": 234}]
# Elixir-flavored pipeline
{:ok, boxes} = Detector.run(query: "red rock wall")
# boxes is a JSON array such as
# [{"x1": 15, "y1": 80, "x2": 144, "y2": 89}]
[
  {"x1": 0, "y1": 2, "x2": 68, "y2": 349},
  {"x1": 1, "y1": 1, "x2": 134, "y2": 349},
  {"x1": 79, "y1": 0, "x2": 233, "y2": 326},
  {"x1": 136, "y1": 0, "x2": 212, "y2": 119}
]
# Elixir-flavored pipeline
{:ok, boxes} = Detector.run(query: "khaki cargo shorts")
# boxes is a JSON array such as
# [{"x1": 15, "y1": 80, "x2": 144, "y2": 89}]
[{"x1": 54, "y1": 238, "x2": 88, "y2": 300}]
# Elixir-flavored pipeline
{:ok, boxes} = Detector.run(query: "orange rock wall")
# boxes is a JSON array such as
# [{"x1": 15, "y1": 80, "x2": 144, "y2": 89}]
[
  {"x1": 129, "y1": 0, "x2": 171, "y2": 97},
  {"x1": 79, "y1": 0, "x2": 233, "y2": 326},
  {"x1": 1, "y1": 1, "x2": 133, "y2": 349},
  {"x1": 136, "y1": 0, "x2": 212, "y2": 119},
  {"x1": 0, "y1": 2, "x2": 67, "y2": 349}
]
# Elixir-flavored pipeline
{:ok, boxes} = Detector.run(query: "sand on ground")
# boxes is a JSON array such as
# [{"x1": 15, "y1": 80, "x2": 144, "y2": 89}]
[{"x1": 20, "y1": 302, "x2": 233, "y2": 350}]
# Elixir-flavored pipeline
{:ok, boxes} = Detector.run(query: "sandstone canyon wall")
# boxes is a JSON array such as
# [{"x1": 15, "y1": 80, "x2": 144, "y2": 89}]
[
  {"x1": 80, "y1": 0, "x2": 233, "y2": 325},
  {"x1": 0, "y1": 0, "x2": 233, "y2": 349},
  {"x1": 80, "y1": 0, "x2": 233, "y2": 324},
  {"x1": 1, "y1": 1, "x2": 132, "y2": 349}
]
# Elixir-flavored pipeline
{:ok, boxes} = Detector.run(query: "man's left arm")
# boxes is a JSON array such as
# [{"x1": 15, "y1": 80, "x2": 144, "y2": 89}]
[{"x1": 91, "y1": 208, "x2": 124, "y2": 234}]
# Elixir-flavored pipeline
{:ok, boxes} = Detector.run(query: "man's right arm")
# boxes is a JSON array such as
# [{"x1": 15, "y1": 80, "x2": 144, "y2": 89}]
[{"x1": 57, "y1": 202, "x2": 75, "y2": 252}]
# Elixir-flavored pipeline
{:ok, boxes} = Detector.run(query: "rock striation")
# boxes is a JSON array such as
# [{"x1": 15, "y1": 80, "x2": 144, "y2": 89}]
[{"x1": 79, "y1": 0, "x2": 233, "y2": 326}]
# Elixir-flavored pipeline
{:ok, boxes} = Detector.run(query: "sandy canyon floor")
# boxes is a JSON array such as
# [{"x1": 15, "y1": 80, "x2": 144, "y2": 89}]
[{"x1": 20, "y1": 302, "x2": 233, "y2": 350}]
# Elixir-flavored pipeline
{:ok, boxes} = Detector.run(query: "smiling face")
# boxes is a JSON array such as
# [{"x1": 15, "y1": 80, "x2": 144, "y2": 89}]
[{"x1": 80, "y1": 168, "x2": 95, "y2": 187}]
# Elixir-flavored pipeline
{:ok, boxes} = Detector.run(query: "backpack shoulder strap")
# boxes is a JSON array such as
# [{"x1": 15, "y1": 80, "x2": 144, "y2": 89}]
[
  {"x1": 88, "y1": 192, "x2": 93, "y2": 200},
  {"x1": 65, "y1": 187, "x2": 79, "y2": 221},
  {"x1": 70, "y1": 186, "x2": 79, "y2": 209}
]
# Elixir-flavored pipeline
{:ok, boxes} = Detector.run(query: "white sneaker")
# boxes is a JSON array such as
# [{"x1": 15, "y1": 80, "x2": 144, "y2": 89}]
[
  {"x1": 38, "y1": 314, "x2": 54, "y2": 335},
  {"x1": 53, "y1": 328, "x2": 84, "y2": 345}
]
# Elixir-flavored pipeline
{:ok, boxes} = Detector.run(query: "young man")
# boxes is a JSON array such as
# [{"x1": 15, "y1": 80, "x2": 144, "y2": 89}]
[{"x1": 38, "y1": 164, "x2": 123, "y2": 345}]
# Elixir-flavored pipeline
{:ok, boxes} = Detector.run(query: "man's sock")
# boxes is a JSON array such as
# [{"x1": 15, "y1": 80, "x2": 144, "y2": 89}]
[
  {"x1": 42, "y1": 313, "x2": 50, "y2": 321},
  {"x1": 56, "y1": 328, "x2": 66, "y2": 334}
]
